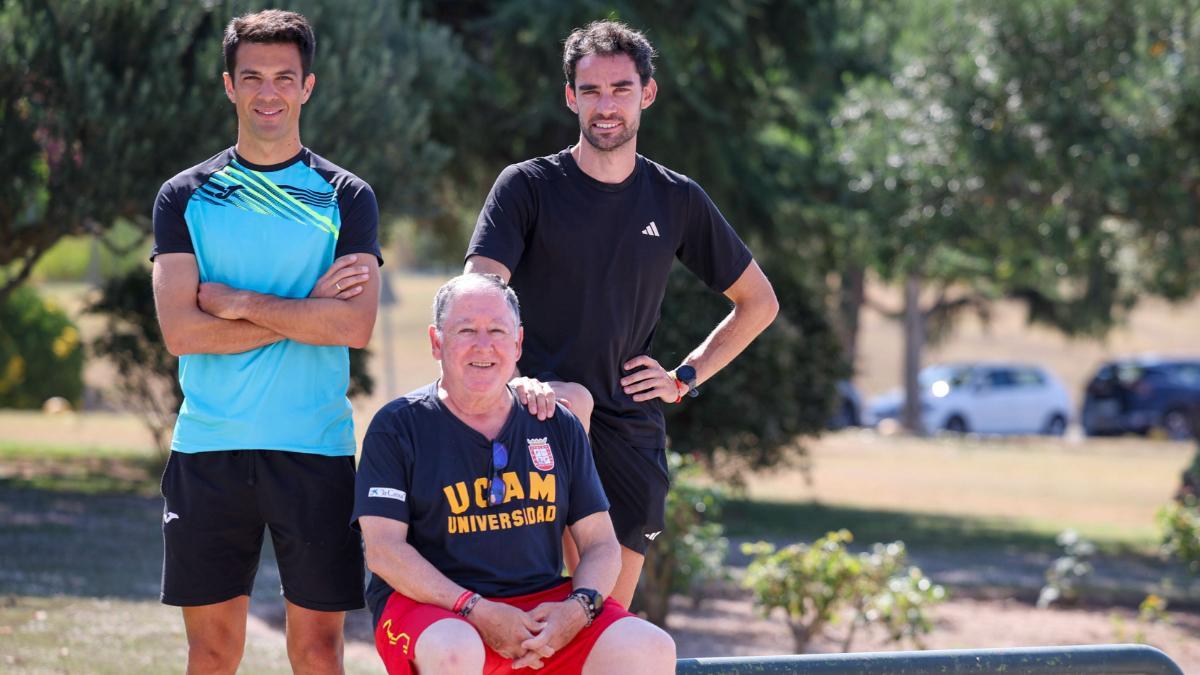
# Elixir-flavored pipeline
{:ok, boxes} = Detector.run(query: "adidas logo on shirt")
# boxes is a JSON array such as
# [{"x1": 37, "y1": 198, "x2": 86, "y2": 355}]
[{"x1": 641, "y1": 221, "x2": 661, "y2": 237}]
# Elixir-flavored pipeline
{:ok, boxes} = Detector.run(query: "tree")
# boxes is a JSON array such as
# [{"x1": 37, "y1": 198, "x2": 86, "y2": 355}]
[
  {"x1": 637, "y1": 452, "x2": 728, "y2": 626},
  {"x1": 420, "y1": 0, "x2": 892, "y2": 465},
  {"x1": 657, "y1": 262, "x2": 844, "y2": 477},
  {"x1": 87, "y1": 271, "x2": 183, "y2": 457},
  {"x1": 833, "y1": 0, "x2": 1200, "y2": 432},
  {"x1": 0, "y1": 1, "x2": 228, "y2": 299},
  {"x1": 0, "y1": 0, "x2": 465, "y2": 300}
]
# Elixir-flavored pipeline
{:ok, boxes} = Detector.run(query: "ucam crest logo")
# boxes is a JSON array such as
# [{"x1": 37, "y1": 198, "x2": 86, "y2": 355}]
[{"x1": 527, "y1": 437, "x2": 554, "y2": 471}]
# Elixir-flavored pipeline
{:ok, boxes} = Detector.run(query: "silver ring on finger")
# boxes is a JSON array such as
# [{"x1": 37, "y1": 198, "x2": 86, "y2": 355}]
[{"x1": 335, "y1": 281, "x2": 342, "y2": 291}]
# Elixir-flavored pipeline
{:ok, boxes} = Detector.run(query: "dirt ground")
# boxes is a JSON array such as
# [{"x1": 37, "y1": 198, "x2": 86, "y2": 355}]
[{"x1": 664, "y1": 589, "x2": 1200, "y2": 670}]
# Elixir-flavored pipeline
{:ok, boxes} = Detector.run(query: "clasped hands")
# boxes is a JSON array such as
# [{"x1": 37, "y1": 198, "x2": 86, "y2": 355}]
[
  {"x1": 197, "y1": 253, "x2": 371, "y2": 319},
  {"x1": 469, "y1": 597, "x2": 591, "y2": 670}
]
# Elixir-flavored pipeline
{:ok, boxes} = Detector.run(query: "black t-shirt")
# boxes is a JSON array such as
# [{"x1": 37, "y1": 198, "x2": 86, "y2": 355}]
[
  {"x1": 352, "y1": 382, "x2": 609, "y2": 625},
  {"x1": 466, "y1": 149, "x2": 753, "y2": 448}
]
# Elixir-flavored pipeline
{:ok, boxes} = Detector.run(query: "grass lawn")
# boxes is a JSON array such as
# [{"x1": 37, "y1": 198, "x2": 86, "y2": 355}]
[
  {"x1": 0, "y1": 444, "x2": 383, "y2": 674},
  {"x1": 726, "y1": 431, "x2": 1194, "y2": 554},
  {"x1": 0, "y1": 427, "x2": 1195, "y2": 671},
  {"x1": 0, "y1": 596, "x2": 381, "y2": 674}
]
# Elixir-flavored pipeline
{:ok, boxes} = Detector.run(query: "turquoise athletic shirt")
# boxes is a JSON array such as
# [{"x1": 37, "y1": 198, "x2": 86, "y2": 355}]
[{"x1": 151, "y1": 147, "x2": 382, "y2": 456}]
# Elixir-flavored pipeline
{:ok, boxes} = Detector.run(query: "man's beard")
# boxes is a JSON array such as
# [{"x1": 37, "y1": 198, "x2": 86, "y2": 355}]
[{"x1": 579, "y1": 115, "x2": 638, "y2": 152}]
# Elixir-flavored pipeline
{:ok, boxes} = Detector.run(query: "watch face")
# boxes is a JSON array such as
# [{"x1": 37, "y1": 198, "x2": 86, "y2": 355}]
[
  {"x1": 573, "y1": 588, "x2": 601, "y2": 615},
  {"x1": 676, "y1": 365, "x2": 697, "y2": 384}
]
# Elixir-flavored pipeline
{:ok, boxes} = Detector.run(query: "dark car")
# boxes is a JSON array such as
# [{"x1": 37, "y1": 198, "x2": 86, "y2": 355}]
[
  {"x1": 827, "y1": 380, "x2": 863, "y2": 430},
  {"x1": 1081, "y1": 357, "x2": 1200, "y2": 439}
]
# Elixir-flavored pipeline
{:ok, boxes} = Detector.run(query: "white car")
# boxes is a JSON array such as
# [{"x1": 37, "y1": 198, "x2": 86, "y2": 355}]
[{"x1": 867, "y1": 363, "x2": 1072, "y2": 435}]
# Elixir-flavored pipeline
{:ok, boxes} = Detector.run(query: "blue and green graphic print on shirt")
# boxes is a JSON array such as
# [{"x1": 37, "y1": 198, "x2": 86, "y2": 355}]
[{"x1": 151, "y1": 147, "x2": 382, "y2": 457}]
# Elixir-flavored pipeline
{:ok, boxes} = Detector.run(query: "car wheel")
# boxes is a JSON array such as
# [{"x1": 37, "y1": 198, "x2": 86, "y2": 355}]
[
  {"x1": 845, "y1": 400, "x2": 860, "y2": 427},
  {"x1": 1162, "y1": 408, "x2": 1193, "y2": 441},
  {"x1": 944, "y1": 415, "x2": 968, "y2": 434},
  {"x1": 1043, "y1": 414, "x2": 1067, "y2": 436}
]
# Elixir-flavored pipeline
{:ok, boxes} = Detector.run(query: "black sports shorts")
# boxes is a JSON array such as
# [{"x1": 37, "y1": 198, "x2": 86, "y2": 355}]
[
  {"x1": 160, "y1": 449, "x2": 365, "y2": 611},
  {"x1": 588, "y1": 422, "x2": 670, "y2": 555}
]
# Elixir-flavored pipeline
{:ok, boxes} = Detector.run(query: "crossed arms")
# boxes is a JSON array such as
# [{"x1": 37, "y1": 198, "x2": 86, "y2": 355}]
[{"x1": 153, "y1": 252, "x2": 379, "y2": 356}]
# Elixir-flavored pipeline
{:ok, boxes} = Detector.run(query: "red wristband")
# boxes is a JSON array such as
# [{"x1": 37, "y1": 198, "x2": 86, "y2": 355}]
[
  {"x1": 670, "y1": 374, "x2": 687, "y2": 404},
  {"x1": 452, "y1": 590, "x2": 474, "y2": 614}
]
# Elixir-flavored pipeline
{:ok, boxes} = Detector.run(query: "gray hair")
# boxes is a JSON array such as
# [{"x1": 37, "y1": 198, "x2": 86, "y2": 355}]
[{"x1": 432, "y1": 274, "x2": 521, "y2": 331}]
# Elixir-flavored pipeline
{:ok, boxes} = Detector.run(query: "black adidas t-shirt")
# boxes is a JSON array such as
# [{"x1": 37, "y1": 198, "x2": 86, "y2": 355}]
[
  {"x1": 352, "y1": 382, "x2": 608, "y2": 625},
  {"x1": 466, "y1": 150, "x2": 754, "y2": 449}
]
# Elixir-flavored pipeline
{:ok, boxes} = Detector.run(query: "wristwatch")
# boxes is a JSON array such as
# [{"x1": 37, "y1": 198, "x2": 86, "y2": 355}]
[
  {"x1": 568, "y1": 587, "x2": 604, "y2": 625},
  {"x1": 673, "y1": 364, "x2": 700, "y2": 398}
]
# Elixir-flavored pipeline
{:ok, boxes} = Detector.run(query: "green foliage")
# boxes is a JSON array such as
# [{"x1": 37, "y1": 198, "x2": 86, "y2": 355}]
[
  {"x1": 32, "y1": 221, "x2": 149, "y2": 283},
  {"x1": 657, "y1": 261, "x2": 845, "y2": 476},
  {"x1": 639, "y1": 452, "x2": 729, "y2": 626},
  {"x1": 1037, "y1": 529, "x2": 1097, "y2": 608},
  {"x1": 835, "y1": 0, "x2": 1200, "y2": 335},
  {"x1": 1111, "y1": 593, "x2": 1171, "y2": 644},
  {"x1": 87, "y1": 270, "x2": 182, "y2": 458},
  {"x1": 0, "y1": 0, "x2": 465, "y2": 298},
  {"x1": 0, "y1": 0, "x2": 230, "y2": 296},
  {"x1": 1157, "y1": 497, "x2": 1200, "y2": 572},
  {"x1": 741, "y1": 530, "x2": 945, "y2": 653},
  {"x1": 0, "y1": 286, "x2": 84, "y2": 409},
  {"x1": 430, "y1": 2, "x2": 857, "y2": 469}
]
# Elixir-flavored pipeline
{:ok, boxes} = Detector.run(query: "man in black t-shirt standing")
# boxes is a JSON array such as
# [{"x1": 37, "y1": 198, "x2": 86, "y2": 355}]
[
  {"x1": 465, "y1": 20, "x2": 779, "y2": 608},
  {"x1": 354, "y1": 274, "x2": 675, "y2": 674}
]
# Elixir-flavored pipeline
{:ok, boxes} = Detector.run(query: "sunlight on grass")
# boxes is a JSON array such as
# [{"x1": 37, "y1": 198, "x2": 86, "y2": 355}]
[
  {"x1": 0, "y1": 597, "x2": 381, "y2": 675},
  {"x1": 729, "y1": 431, "x2": 1193, "y2": 553}
]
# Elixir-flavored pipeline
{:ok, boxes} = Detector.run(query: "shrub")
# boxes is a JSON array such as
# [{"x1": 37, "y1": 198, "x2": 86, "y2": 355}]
[
  {"x1": 1037, "y1": 529, "x2": 1096, "y2": 608},
  {"x1": 742, "y1": 530, "x2": 945, "y2": 653},
  {"x1": 1158, "y1": 497, "x2": 1200, "y2": 572},
  {"x1": 87, "y1": 270, "x2": 181, "y2": 459},
  {"x1": 0, "y1": 286, "x2": 84, "y2": 408},
  {"x1": 638, "y1": 452, "x2": 729, "y2": 626}
]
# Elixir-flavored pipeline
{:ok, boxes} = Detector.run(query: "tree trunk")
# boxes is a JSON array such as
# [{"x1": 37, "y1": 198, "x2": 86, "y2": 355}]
[
  {"x1": 835, "y1": 264, "x2": 866, "y2": 368},
  {"x1": 789, "y1": 619, "x2": 815, "y2": 654},
  {"x1": 637, "y1": 544, "x2": 675, "y2": 627},
  {"x1": 1176, "y1": 403, "x2": 1200, "y2": 501},
  {"x1": 901, "y1": 274, "x2": 926, "y2": 435}
]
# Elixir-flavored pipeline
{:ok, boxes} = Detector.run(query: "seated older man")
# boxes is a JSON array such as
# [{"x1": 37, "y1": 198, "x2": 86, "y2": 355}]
[{"x1": 353, "y1": 274, "x2": 675, "y2": 675}]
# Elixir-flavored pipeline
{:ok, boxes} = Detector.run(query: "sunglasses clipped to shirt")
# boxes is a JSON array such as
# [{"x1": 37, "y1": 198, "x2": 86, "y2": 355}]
[{"x1": 488, "y1": 441, "x2": 509, "y2": 506}]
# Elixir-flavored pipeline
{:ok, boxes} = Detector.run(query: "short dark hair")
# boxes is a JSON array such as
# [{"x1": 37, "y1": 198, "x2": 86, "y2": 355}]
[
  {"x1": 563, "y1": 20, "x2": 656, "y2": 89},
  {"x1": 223, "y1": 10, "x2": 316, "y2": 77},
  {"x1": 433, "y1": 274, "x2": 521, "y2": 331}
]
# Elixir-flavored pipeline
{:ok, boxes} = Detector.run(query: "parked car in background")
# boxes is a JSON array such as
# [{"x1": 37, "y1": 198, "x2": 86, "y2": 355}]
[
  {"x1": 1081, "y1": 357, "x2": 1200, "y2": 440},
  {"x1": 827, "y1": 380, "x2": 863, "y2": 430},
  {"x1": 867, "y1": 362, "x2": 1072, "y2": 435}
]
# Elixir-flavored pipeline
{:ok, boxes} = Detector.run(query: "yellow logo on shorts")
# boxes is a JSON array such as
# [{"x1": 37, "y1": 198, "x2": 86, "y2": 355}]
[{"x1": 382, "y1": 619, "x2": 411, "y2": 653}]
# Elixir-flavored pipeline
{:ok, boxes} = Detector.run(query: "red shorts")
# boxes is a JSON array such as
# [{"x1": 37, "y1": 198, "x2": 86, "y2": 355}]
[{"x1": 374, "y1": 581, "x2": 634, "y2": 675}]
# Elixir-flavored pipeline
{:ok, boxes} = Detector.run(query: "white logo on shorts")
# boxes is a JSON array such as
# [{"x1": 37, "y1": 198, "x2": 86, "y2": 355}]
[
  {"x1": 368, "y1": 487, "x2": 407, "y2": 502},
  {"x1": 163, "y1": 511, "x2": 180, "y2": 524},
  {"x1": 645, "y1": 530, "x2": 662, "y2": 541}
]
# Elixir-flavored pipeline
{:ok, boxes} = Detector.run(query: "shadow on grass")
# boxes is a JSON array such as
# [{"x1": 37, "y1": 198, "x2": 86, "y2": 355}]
[
  {"x1": 0, "y1": 468, "x2": 377, "y2": 645},
  {"x1": 722, "y1": 499, "x2": 1073, "y2": 555},
  {"x1": 0, "y1": 483, "x2": 164, "y2": 598}
]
